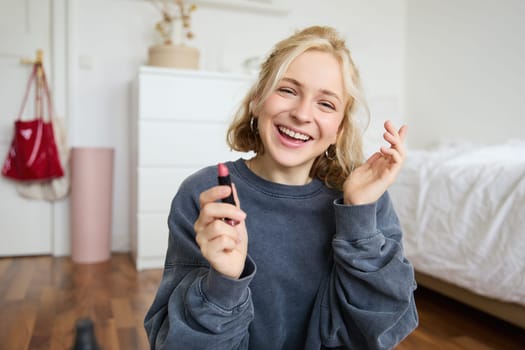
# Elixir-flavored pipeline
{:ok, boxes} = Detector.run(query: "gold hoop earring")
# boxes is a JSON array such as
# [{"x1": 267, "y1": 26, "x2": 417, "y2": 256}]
[
  {"x1": 250, "y1": 117, "x2": 258, "y2": 134},
  {"x1": 325, "y1": 145, "x2": 336, "y2": 161}
]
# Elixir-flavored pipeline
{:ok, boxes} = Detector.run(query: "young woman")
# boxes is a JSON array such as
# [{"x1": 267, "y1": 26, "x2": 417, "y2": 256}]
[{"x1": 145, "y1": 26, "x2": 418, "y2": 349}]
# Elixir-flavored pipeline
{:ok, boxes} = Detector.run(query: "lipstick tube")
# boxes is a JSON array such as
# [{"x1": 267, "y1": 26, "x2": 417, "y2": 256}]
[{"x1": 217, "y1": 163, "x2": 238, "y2": 225}]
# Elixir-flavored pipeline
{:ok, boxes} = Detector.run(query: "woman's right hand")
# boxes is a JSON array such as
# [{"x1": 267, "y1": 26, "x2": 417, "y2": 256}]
[{"x1": 194, "y1": 184, "x2": 248, "y2": 279}]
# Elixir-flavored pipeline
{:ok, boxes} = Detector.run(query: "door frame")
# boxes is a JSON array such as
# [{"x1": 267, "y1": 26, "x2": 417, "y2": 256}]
[{"x1": 50, "y1": 0, "x2": 74, "y2": 256}]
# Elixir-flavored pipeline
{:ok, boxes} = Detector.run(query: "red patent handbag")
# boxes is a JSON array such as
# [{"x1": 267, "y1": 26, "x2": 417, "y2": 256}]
[{"x1": 1, "y1": 63, "x2": 64, "y2": 181}]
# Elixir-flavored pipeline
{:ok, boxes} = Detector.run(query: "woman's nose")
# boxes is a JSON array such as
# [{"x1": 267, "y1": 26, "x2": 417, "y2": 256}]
[{"x1": 291, "y1": 98, "x2": 313, "y2": 123}]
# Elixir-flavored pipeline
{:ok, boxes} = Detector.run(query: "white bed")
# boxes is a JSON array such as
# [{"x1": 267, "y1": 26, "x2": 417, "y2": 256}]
[{"x1": 389, "y1": 139, "x2": 525, "y2": 328}]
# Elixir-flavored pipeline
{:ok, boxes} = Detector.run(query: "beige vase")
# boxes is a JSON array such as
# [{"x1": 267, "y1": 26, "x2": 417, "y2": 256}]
[{"x1": 148, "y1": 44, "x2": 200, "y2": 69}]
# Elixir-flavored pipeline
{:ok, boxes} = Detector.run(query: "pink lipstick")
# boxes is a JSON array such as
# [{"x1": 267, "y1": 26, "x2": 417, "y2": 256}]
[{"x1": 217, "y1": 163, "x2": 238, "y2": 225}]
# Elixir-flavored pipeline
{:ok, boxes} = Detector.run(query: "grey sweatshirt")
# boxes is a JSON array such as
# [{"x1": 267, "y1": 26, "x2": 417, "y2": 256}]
[{"x1": 144, "y1": 159, "x2": 418, "y2": 349}]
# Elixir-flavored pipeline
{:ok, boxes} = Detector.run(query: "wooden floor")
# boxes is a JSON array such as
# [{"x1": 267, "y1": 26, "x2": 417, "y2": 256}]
[{"x1": 0, "y1": 254, "x2": 523, "y2": 349}]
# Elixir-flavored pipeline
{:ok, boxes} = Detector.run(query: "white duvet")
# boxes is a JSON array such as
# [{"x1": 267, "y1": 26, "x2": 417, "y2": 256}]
[{"x1": 389, "y1": 139, "x2": 525, "y2": 306}]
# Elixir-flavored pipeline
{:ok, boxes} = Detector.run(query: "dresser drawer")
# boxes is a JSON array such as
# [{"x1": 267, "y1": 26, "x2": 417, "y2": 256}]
[
  {"x1": 139, "y1": 71, "x2": 251, "y2": 121},
  {"x1": 137, "y1": 213, "x2": 169, "y2": 258},
  {"x1": 137, "y1": 120, "x2": 241, "y2": 166},
  {"x1": 137, "y1": 167, "x2": 194, "y2": 212}
]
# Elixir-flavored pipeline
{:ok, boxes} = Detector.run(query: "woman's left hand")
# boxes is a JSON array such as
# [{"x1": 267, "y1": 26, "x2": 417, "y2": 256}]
[{"x1": 343, "y1": 120, "x2": 408, "y2": 205}]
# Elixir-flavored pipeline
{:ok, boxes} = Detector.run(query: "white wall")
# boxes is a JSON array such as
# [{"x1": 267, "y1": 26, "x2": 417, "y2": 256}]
[
  {"x1": 404, "y1": 0, "x2": 525, "y2": 148},
  {"x1": 69, "y1": 0, "x2": 407, "y2": 252}
]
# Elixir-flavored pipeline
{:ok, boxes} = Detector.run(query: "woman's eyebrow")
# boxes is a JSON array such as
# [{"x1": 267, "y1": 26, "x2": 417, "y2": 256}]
[
  {"x1": 281, "y1": 77, "x2": 301, "y2": 88},
  {"x1": 281, "y1": 77, "x2": 342, "y2": 103}
]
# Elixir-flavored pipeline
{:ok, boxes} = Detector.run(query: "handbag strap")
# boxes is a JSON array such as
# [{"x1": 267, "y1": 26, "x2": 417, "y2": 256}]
[
  {"x1": 17, "y1": 63, "x2": 54, "y2": 121},
  {"x1": 22, "y1": 65, "x2": 56, "y2": 167},
  {"x1": 39, "y1": 64, "x2": 54, "y2": 120}
]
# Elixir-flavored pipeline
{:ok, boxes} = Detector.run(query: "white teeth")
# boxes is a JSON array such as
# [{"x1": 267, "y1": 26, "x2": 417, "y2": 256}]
[{"x1": 278, "y1": 126, "x2": 310, "y2": 141}]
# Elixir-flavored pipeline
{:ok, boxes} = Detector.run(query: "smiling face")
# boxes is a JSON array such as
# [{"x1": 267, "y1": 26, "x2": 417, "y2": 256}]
[{"x1": 253, "y1": 50, "x2": 347, "y2": 184}]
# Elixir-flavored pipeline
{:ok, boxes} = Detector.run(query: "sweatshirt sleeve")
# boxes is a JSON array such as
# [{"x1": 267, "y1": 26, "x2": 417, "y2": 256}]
[
  {"x1": 144, "y1": 177, "x2": 255, "y2": 349},
  {"x1": 311, "y1": 191, "x2": 418, "y2": 350}
]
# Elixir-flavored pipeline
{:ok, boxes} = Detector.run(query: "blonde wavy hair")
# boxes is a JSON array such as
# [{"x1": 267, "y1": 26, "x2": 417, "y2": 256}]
[{"x1": 227, "y1": 26, "x2": 369, "y2": 190}]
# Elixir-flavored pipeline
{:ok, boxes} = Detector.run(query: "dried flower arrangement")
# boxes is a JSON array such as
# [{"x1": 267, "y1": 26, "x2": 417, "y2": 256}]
[{"x1": 150, "y1": 0, "x2": 197, "y2": 45}]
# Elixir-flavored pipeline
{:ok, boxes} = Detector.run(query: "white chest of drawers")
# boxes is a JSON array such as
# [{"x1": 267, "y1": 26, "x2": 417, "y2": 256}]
[{"x1": 131, "y1": 66, "x2": 252, "y2": 270}]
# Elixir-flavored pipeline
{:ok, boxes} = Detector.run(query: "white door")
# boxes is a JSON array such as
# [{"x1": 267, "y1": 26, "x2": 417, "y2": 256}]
[{"x1": 0, "y1": 0, "x2": 54, "y2": 256}]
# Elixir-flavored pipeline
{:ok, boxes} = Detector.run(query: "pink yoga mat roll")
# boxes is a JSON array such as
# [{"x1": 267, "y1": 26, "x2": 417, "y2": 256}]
[{"x1": 70, "y1": 147, "x2": 114, "y2": 264}]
